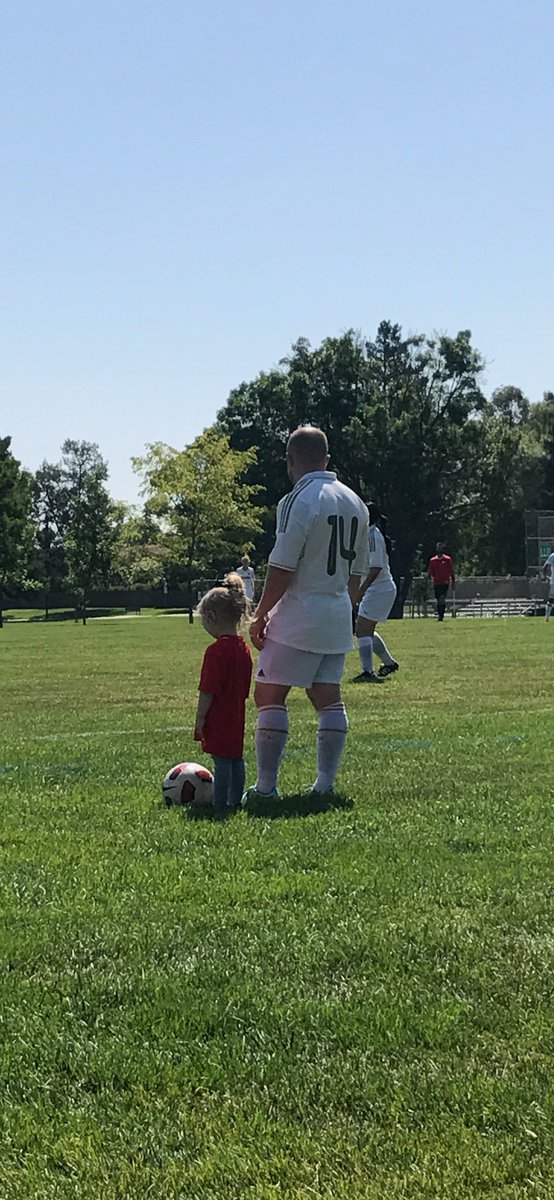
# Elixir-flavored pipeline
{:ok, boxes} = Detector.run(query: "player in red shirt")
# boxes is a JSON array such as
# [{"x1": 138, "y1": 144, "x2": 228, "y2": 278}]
[
  {"x1": 194, "y1": 574, "x2": 253, "y2": 817},
  {"x1": 427, "y1": 542, "x2": 455, "y2": 621}
]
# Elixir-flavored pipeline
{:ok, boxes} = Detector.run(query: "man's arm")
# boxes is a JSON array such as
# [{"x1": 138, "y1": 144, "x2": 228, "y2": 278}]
[
  {"x1": 356, "y1": 567, "x2": 381, "y2": 603},
  {"x1": 348, "y1": 574, "x2": 362, "y2": 605},
  {"x1": 249, "y1": 566, "x2": 295, "y2": 649}
]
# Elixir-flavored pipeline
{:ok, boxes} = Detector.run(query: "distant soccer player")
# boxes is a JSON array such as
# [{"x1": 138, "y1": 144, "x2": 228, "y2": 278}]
[
  {"x1": 353, "y1": 506, "x2": 399, "y2": 682},
  {"x1": 428, "y1": 542, "x2": 455, "y2": 621},
  {"x1": 247, "y1": 426, "x2": 369, "y2": 798},
  {"x1": 236, "y1": 554, "x2": 256, "y2": 601},
  {"x1": 542, "y1": 544, "x2": 554, "y2": 622}
]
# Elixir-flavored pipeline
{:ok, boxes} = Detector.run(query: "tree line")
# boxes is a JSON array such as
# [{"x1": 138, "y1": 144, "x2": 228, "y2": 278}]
[{"x1": 2, "y1": 321, "x2": 554, "y2": 606}]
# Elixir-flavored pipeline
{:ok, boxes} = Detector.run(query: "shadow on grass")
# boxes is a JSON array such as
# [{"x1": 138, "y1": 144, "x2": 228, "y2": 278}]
[
  {"x1": 174, "y1": 792, "x2": 353, "y2": 822},
  {"x1": 183, "y1": 805, "x2": 232, "y2": 823},
  {"x1": 20, "y1": 609, "x2": 130, "y2": 623},
  {"x1": 244, "y1": 791, "x2": 353, "y2": 820},
  {"x1": 446, "y1": 838, "x2": 486, "y2": 855}
]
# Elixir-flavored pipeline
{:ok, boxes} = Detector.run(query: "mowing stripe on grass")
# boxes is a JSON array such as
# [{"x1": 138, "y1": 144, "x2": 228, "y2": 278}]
[{"x1": 8, "y1": 724, "x2": 193, "y2": 743}]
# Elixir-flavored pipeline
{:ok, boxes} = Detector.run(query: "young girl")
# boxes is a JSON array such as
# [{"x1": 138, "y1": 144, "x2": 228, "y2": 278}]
[{"x1": 194, "y1": 574, "x2": 253, "y2": 817}]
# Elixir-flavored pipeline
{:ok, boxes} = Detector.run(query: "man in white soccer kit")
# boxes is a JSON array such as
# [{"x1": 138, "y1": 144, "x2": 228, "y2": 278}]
[
  {"x1": 248, "y1": 426, "x2": 369, "y2": 798},
  {"x1": 353, "y1": 508, "x2": 399, "y2": 681},
  {"x1": 542, "y1": 547, "x2": 554, "y2": 621},
  {"x1": 235, "y1": 555, "x2": 256, "y2": 601}
]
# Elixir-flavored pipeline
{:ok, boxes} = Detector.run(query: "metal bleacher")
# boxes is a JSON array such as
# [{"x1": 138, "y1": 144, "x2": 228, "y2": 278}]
[
  {"x1": 407, "y1": 576, "x2": 547, "y2": 619},
  {"x1": 453, "y1": 597, "x2": 542, "y2": 618}
]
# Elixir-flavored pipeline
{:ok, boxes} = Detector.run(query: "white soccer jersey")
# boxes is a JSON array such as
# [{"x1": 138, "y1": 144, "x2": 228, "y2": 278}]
[
  {"x1": 236, "y1": 565, "x2": 255, "y2": 599},
  {"x1": 266, "y1": 470, "x2": 369, "y2": 653},
  {"x1": 544, "y1": 553, "x2": 554, "y2": 595},
  {"x1": 366, "y1": 525, "x2": 396, "y2": 594}
]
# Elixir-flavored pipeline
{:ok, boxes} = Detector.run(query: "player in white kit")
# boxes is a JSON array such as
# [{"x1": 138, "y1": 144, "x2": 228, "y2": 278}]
[
  {"x1": 235, "y1": 555, "x2": 256, "y2": 601},
  {"x1": 246, "y1": 427, "x2": 369, "y2": 799},
  {"x1": 542, "y1": 546, "x2": 554, "y2": 622},
  {"x1": 353, "y1": 506, "x2": 399, "y2": 682}
]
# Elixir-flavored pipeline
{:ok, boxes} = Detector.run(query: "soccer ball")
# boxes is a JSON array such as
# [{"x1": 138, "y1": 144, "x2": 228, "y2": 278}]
[{"x1": 162, "y1": 762, "x2": 214, "y2": 808}]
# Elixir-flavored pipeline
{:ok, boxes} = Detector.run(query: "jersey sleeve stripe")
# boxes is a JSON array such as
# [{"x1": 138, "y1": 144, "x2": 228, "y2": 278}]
[
  {"x1": 278, "y1": 481, "x2": 306, "y2": 532},
  {"x1": 278, "y1": 479, "x2": 314, "y2": 533}
]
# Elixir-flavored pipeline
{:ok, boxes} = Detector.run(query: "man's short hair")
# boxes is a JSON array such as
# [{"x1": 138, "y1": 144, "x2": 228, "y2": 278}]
[{"x1": 287, "y1": 426, "x2": 329, "y2": 466}]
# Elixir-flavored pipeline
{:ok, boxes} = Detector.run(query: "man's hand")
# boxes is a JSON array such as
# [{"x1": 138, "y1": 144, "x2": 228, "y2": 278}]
[
  {"x1": 354, "y1": 568, "x2": 379, "y2": 606},
  {"x1": 194, "y1": 716, "x2": 205, "y2": 741},
  {"x1": 248, "y1": 565, "x2": 294, "y2": 652},
  {"x1": 249, "y1": 614, "x2": 268, "y2": 651}
]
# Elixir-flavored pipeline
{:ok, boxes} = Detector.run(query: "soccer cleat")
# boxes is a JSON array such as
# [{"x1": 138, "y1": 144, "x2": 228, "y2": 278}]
[
  {"x1": 377, "y1": 661, "x2": 399, "y2": 677},
  {"x1": 351, "y1": 671, "x2": 382, "y2": 683},
  {"x1": 306, "y1": 784, "x2": 335, "y2": 796},
  {"x1": 242, "y1": 786, "x2": 280, "y2": 804}
]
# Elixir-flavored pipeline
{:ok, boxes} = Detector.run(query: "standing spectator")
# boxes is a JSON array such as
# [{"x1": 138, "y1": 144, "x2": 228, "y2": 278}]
[
  {"x1": 246, "y1": 426, "x2": 369, "y2": 799},
  {"x1": 542, "y1": 543, "x2": 554, "y2": 622},
  {"x1": 194, "y1": 574, "x2": 252, "y2": 818},
  {"x1": 428, "y1": 542, "x2": 455, "y2": 621},
  {"x1": 236, "y1": 554, "x2": 256, "y2": 601}
]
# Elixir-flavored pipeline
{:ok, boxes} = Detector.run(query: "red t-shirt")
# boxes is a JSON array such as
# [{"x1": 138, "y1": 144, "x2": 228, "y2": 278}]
[
  {"x1": 428, "y1": 554, "x2": 454, "y2": 585},
  {"x1": 196, "y1": 635, "x2": 252, "y2": 758}
]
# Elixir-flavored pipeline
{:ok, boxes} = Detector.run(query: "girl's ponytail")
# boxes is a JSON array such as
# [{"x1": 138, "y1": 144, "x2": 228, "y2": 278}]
[{"x1": 197, "y1": 572, "x2": 251, "y2": 626}]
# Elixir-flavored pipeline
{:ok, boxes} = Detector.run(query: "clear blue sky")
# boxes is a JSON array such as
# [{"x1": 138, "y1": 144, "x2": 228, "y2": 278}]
[{"x1": 3, "y1": 0, "x2": 553, "y2": 502}]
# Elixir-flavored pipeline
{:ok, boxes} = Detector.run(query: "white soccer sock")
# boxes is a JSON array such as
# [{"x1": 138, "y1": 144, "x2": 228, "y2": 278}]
[
  {"x1": 372, "y1": 631, "x2": 394, "y2": 666},
  {"x1": 255, "y1": 706, "x2": 288, "y2": 793},
  {"x1": 358, "y1": 636, "x2": 374, "y2": 674},
  {"x1": 546, "y1": 602, "x2": 552, "y2": 621},
  {"x1": 314, "y1": 703, "x2": 348, "y2": 792}
]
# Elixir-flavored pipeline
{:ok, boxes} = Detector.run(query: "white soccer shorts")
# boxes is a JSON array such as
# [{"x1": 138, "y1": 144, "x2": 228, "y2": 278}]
[
  {"x1": 255, "y1": 638, "x2": 346, "y2": 688},
  {"x1": 358, "y1": 584, "x2": 397, "y2": 624}
]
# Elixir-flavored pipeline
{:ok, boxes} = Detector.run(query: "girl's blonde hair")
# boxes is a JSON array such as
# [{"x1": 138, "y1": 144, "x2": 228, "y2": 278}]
[{"x1": 197, "y1": 572, "x2": 251, "y2": 626}]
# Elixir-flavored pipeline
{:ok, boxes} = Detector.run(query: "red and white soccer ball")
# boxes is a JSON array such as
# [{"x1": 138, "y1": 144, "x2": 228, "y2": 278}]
[{"x1": 162, "y1": 762, "x2": 214, "y2": 808}]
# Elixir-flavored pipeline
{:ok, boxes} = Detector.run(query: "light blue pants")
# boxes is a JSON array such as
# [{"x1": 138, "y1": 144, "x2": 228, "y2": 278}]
[{"x1": 212, "y1": 756, "x2": 245, "y2": 811}]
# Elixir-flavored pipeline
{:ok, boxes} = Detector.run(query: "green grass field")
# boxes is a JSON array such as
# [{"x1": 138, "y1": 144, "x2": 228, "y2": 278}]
[{"x1": 1, "y1": 616, "x2": 554, "y2": 1199}]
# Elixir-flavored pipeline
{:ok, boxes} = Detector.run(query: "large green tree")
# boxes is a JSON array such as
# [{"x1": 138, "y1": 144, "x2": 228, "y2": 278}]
[
  {"x1": 0, "y1": 437, "x2": 33, "y2": 621},
  {"x1": 529, "y1": 392, "x2": 554, "y2": 510},
  {"x1": 60, "y1": 440, "x2": 117, "y2": 620},
  {"x1": 342, "y1": 323, "x2": 487, "y2": 585},
  {"x1": 216, "y1": 332, "x2": 371, "y2": 559},
  {"x1": 111, "y1": 507, "x2": 167, "y2": 589},
  {"x1": 32, "y1": 461, "x2": 70, "y2": 599},
  {"x1": 132, "y1": 429, "x2": 264, "y2": 610},
  {"x1": 458, "y1": 412, "x2": 543, "y2": 574},
  {"x1": 217, "y1": 323, "x2": 487, "y2": 588}
]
